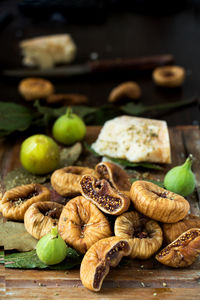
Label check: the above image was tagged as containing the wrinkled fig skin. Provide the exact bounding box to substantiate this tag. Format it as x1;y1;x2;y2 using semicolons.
162;214;200;244
0;184;50;221
95;162;131;192
80;175;130;215
108;81;141;103
130;181;190;223
80;236;131;292
156;228;200;268
58;196;112;254
24;201;63;239
51;166;99;197
114;211;163;259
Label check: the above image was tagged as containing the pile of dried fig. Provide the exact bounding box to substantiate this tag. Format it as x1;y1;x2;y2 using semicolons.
0;161;199;293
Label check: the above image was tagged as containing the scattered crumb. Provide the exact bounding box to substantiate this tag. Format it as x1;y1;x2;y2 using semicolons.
38;282;46;287
90;52;99;60
141;282;145;287
163;282;167;287
153;293;157;296
140;265;144;269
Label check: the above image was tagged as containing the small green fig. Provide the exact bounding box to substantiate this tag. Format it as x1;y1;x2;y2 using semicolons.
52;107;86;145
164;154;196;197
36;226;67;265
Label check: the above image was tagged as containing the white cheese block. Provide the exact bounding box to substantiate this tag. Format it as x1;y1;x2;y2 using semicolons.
20;34;77;69
92;116;171;164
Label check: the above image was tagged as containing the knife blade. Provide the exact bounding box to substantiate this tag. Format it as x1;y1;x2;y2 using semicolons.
2;54;175;78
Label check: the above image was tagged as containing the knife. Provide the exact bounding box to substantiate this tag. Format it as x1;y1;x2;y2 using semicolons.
2;54;175;78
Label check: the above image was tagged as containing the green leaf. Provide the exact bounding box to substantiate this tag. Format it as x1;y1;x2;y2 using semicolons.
0;250;4;264
0;102;34;135
130;178;164;187
4;248;82;269
120;98;197;116
105;156;163;170
71;105;98;119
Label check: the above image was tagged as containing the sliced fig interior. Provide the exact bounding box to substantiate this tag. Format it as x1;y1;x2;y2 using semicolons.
80;176;122;212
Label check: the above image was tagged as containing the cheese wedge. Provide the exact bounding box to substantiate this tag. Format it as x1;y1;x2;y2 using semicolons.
92;116;171;164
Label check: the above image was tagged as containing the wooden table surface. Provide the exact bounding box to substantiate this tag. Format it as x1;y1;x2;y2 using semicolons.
0;125;200;299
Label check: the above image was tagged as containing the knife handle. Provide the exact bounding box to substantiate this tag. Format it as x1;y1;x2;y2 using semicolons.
89;54;175;73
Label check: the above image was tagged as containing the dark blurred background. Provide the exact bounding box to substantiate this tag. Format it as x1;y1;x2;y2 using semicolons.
0;0;200;126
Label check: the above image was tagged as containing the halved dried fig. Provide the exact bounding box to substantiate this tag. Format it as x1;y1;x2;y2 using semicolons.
162;214;200;244
24;201;63;239
80;175;130;215
80;236;131;292
95;162;131;192
156;228;200;268
114;211;163;259
58;196;112;254
130;181;190;223
0;184;50;221
51;166;99;197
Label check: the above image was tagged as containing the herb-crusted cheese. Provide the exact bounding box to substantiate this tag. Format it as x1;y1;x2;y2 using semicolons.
92;116;171;164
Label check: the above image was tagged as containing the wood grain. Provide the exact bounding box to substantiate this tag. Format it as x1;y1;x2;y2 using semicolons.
0;126;200;299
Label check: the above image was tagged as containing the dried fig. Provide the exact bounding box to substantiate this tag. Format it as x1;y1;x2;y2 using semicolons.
51;166;99;197
95;162;131;192
58;196;112;254
152;65;185;88
0;184;50;221
114;211;163;259
156;228;200;268
18;78;54;101
80;236;131;292
108;81;141;103
162;214;200;244
46;93;88;105
130;181;190;223
80;175;130;215
24;201;63;239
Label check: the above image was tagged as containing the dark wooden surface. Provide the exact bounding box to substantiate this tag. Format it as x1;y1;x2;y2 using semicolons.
0;0;200;126
0;125;200;299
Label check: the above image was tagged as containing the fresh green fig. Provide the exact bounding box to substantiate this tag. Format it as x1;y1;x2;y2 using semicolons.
52;107;86;145
36;226;67;265
164;154;196;197
20;134;60;175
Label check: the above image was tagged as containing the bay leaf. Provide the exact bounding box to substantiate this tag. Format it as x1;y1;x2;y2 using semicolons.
3;167;50;191
4;248;82;270
59;142;82;167
0;221;37;251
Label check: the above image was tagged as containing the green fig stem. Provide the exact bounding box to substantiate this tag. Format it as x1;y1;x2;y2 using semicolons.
51;226;58;239
183;154;193;169
66;107;72;118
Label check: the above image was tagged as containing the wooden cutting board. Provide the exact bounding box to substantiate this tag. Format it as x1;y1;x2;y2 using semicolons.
0;126;200;299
